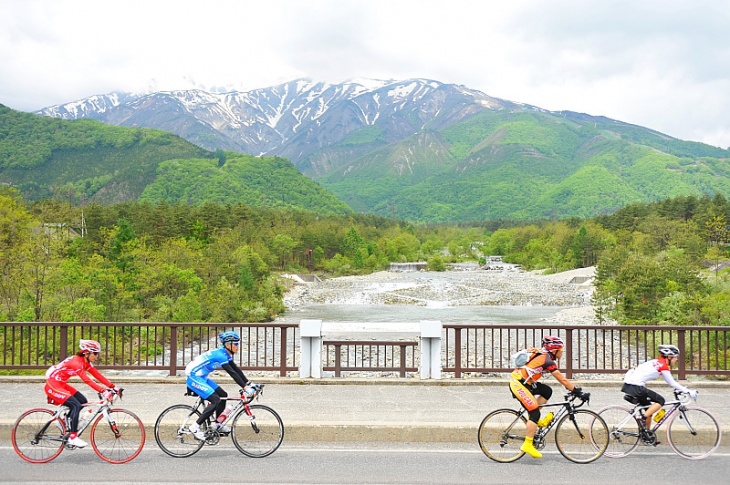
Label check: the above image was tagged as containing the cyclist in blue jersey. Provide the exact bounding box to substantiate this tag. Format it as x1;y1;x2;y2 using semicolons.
185;331;259;440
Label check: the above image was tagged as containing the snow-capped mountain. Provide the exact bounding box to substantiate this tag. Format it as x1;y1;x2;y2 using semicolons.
36;78;520;175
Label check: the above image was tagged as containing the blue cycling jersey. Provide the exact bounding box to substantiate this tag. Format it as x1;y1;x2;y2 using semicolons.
185;347;232;377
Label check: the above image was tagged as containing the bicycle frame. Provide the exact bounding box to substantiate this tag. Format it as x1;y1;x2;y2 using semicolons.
616;392;690;437
506;394;587;444
43;393;119;445
188;395;257;430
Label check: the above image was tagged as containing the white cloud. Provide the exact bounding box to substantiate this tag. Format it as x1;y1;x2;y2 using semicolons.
0;0;728;148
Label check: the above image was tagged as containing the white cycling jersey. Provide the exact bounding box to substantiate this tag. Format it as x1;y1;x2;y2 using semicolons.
624;358;689;393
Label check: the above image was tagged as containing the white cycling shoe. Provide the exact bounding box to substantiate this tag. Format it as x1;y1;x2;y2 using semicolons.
67;436;88;448
188;422;206;440
213;423;231;433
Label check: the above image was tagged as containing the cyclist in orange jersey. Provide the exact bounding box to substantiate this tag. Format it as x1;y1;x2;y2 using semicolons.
509;335;588;459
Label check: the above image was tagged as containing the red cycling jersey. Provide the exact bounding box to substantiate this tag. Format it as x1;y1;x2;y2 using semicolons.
44;355;114;404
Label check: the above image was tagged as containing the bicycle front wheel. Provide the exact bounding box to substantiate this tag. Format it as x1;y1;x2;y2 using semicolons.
231;405;284;458
90;408;145;464
11;409;65;464
477;409;527;463
554;410;608;464
596;405;640;458
154;405;205;458
667;406;721;460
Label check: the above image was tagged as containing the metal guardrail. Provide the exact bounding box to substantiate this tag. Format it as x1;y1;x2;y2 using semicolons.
444;324;730;379
2;322;729;378
323;340;418;377
0;322;299;377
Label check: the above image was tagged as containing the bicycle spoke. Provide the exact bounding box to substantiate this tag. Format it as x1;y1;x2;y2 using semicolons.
555;410;608;464
231;405;284;458
477;409;526;463
90;409;145;463
11;409;65;464
154;404;205;458
667;407;721;460
596;405;640;458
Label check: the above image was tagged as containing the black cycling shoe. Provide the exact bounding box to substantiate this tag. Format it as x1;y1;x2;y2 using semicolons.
640;430;660;446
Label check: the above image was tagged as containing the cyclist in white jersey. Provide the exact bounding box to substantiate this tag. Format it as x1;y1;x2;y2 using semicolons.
622;344;698;430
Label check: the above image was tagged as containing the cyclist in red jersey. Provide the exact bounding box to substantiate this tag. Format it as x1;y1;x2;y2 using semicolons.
44;340;119;448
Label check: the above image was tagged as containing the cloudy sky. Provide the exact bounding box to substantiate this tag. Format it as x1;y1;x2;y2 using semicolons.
1;0;729;148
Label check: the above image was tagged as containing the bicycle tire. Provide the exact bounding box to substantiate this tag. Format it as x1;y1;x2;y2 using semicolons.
90;408;145;464
596;405;640;458
154;404;205;458
667;406;721;460
231;404;284;458
11;408;65;464
477;409;527;463
554;409;608;464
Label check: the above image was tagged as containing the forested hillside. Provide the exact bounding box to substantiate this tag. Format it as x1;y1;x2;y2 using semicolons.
4;184;730;329
0;105;351;215
319;109;730;221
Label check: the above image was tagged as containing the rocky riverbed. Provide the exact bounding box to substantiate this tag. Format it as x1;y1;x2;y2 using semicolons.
283;265;602;326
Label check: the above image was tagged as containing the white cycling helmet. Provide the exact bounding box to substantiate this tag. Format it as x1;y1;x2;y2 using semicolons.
658;344;680;358
79;339;101;354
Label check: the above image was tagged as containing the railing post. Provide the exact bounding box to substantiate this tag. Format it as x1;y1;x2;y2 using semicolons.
419;320;442;379
564;329;573;379
677;329;686;380
399;344;407;378
169;325;178;377
334;344;342;377
279;326;288;377
59;324;69;361
454;327;462;378
299;319;322;378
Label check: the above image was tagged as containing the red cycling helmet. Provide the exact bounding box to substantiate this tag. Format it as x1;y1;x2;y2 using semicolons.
542;335;565;352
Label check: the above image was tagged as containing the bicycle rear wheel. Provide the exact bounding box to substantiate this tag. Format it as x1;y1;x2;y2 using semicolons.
90;408;145;463
154;404;205;458
477;409;527;463
11;409;65;464
554;410;608;464
231;405;284;457
596;405;640;458
667;406;721;460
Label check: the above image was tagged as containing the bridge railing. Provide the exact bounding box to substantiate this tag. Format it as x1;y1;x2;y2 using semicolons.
2;321;729;379
0;322;299;377
444;324;730;379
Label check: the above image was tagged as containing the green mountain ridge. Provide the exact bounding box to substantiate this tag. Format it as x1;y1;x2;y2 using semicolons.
4;100;730;223
315;109;730;222
0;105;351;215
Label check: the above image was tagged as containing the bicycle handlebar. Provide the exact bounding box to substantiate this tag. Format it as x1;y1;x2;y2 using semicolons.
564;392;590;408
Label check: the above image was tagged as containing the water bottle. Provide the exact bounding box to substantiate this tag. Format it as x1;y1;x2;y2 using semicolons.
57;405;69;419
538;412;554;428
217;405;233;424
79;407;94;428
653;409;666;423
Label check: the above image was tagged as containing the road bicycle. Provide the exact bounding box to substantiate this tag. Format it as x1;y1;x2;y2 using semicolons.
154;383;284;458
478;392;609;464
596;389;721;460
11;388;145;464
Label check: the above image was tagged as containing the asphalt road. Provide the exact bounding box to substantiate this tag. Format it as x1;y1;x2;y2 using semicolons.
2;442;729;484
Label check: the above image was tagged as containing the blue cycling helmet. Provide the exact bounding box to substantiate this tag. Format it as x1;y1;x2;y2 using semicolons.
219;331;241;345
